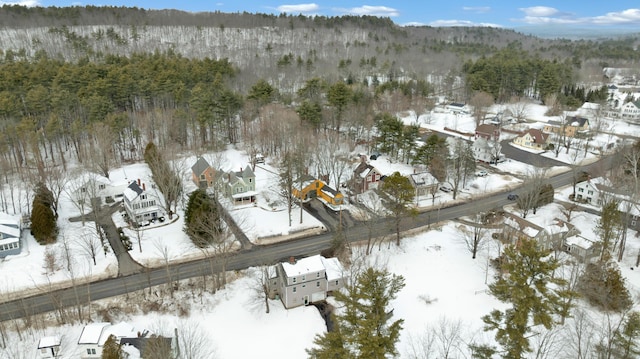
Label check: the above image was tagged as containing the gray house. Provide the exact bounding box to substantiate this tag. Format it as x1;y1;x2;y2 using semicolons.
0;212;21;258
218;165;257;205
271;255;346;309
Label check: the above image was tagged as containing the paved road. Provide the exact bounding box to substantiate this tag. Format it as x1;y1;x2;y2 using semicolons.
0;154;618;322
500;139;567;168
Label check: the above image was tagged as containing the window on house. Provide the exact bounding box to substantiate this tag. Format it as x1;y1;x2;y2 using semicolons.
99;184;105;190
87;348;96;354
316;281;320;287
292;277;296;283
578;188;584;192
200;174;205;180
632;220;637;226
335;280;339;286
316;272;320;278
302;284;306;288
141;194;146;200
293;287;296;293
587;190;593;195
302;275;305;281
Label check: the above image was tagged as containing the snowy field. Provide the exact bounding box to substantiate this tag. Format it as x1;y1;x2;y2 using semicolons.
5;211;640;358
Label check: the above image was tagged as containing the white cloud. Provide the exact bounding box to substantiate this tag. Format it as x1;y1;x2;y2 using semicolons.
515;7;640;26
591;8;640;25
429;19;502;28
462;6;490;14
0;0;40;6
335;5;400;17
519;6;559;17
276;3;319;14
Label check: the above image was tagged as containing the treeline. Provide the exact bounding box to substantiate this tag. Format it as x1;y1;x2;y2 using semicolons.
463;48;575;103
0;51;237;177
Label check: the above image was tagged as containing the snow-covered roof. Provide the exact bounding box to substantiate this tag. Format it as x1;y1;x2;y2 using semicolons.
123;181;143;202
320;256;345;281
410;172;437;186
281;255;325;277
38;336;61;349
0;224;20;238
78;322;110;344
100;322;138;345
0;212;19;227
231;190;258;199
565;235;595;250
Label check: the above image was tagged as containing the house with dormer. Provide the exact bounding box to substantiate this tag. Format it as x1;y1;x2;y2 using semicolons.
543;116;590;138
71;173;129;207
353;160;383;194
270;255;346;309
123;179;163;226
191;157;216;189
621;100;640;122
292;175;344;207
218;165;256;205
513;128;550;150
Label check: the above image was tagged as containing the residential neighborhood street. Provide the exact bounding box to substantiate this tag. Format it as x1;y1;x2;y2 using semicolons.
0;152;617;322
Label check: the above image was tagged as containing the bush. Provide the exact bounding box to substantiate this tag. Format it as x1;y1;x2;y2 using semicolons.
578;260;632;312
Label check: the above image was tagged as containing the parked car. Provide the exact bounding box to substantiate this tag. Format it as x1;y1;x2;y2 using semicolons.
507;194;518;201
439;185;453;193
476;170;488;177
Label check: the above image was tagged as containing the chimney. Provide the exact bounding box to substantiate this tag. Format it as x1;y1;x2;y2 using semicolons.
289;256;296;265
142;183;146;191
137;178;141;186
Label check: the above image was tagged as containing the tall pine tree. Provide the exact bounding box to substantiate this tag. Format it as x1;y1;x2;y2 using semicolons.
307;267;405;359
482;237;574;359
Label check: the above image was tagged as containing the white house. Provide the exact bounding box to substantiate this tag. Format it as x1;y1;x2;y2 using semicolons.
270;255;346;309
620;101;640;123
472;137;503;163
70;173;129;207
78;322;138;359
37;336;61;358
0;212;21;258
123;179;163;226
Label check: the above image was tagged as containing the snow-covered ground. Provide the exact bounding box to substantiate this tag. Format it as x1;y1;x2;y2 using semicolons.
5;205;640;358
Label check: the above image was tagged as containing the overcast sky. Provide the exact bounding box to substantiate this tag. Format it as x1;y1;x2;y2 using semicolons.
3;0;640;30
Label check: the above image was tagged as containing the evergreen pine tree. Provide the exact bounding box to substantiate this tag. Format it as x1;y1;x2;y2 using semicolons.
596;199;621;261
482;237;574;359
307;267;405;359
30;182;58;244
611;311;640;358
184;189;221;247
101;335;124;359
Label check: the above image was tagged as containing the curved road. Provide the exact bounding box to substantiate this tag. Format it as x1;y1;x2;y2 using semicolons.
0;154;616;322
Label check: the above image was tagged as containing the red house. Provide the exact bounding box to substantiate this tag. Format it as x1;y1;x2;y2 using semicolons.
353;161;383;194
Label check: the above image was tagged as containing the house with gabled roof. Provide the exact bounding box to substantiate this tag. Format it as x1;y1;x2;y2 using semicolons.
513;128;550;150
473;137;503;163
218;165;256;205
501;213;579;252
475;124;500;141
270;255;346;309
409;171;438;198
620;100;640;122
37;336;61;358
292;175;344;207
543;116;590;138
70;173;129;207
123;179;163;226
352;160;383;194
575;177;640;231
191;157;216;189
0;212;21;258
78;322;165;359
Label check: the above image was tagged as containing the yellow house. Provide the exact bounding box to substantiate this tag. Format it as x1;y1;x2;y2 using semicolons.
513;128;550;150
542;116;589;138
292;176;344;206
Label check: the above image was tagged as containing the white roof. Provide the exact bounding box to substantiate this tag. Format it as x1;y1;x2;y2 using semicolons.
231;190;258;199
38;336;61;348
123;187;140;202
565;235;595;250
0;224;19;238
0;212;19;227
78;322;110;344
523;227;539;238
320;257;345;281
100;322;137;345
281;255;325;277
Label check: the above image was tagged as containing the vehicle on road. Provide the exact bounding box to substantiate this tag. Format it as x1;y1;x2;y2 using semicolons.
507;194;518;201
476;170;488;177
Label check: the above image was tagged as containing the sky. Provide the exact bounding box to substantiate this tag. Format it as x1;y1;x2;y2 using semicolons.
3;0;640;31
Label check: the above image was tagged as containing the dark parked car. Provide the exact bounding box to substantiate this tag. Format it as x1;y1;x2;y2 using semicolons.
507;194;518;201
